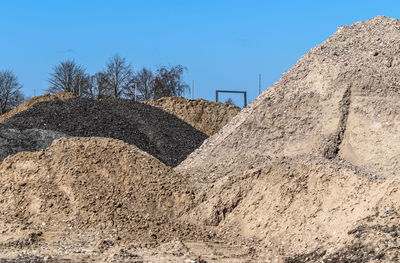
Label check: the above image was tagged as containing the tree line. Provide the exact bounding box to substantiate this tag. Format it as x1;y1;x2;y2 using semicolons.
47;54;189;101
0;54;189;114
0;70;25;114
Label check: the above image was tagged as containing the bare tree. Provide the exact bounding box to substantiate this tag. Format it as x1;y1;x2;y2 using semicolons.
126;67;154;101
8;90;25;109
152;65;189;99
103;54;134;98
82;72;111;100
0;70;24;114
47;60;89;96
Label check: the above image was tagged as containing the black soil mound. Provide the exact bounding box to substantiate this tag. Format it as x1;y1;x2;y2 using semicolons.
2;98;208;167
0;125;67;162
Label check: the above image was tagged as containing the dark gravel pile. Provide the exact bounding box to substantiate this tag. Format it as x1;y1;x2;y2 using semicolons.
2;97;208;167
0;125;67;162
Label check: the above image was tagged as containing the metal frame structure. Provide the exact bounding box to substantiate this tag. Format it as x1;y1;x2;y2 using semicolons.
216;90;247;107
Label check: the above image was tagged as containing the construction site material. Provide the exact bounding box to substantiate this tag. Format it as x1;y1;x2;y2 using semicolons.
0;137;217;262
3;98;208;167
1;16;400;262
177;16;400;261
144;96;240;136
0;92;75;123
0;126;67;162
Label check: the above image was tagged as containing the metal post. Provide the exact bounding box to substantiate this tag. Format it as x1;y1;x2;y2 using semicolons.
216;90;219;102
244;92;247;107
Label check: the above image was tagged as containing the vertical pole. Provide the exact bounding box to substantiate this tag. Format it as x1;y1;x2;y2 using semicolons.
259;74;261;95
244;92;247;107
216;90;218;102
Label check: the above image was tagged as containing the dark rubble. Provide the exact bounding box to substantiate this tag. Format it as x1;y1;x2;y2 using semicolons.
0;126;67;163
2;97;208;167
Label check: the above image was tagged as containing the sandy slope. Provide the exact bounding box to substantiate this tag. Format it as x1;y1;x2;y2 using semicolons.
176;16;400;261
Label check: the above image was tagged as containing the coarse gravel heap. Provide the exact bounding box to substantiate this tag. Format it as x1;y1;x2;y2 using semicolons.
0;92;75;123
3;97;208;167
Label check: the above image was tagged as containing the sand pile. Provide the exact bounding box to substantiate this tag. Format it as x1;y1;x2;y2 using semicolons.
3;98;207;167
176;16;400;261
179;16;400;182
145;97;240;136
0;137;209;256
0;92;75;123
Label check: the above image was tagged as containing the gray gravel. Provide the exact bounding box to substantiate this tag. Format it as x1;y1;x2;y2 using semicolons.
0;126;67;162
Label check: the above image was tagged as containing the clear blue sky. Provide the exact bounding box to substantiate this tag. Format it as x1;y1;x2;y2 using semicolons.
1;0;399;106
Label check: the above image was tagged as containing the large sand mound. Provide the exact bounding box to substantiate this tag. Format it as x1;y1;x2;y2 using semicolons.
0;137;208;254
0;92;75;123
3;98;207;167
176;16;400;261
145;97;240;136
178;16;400;182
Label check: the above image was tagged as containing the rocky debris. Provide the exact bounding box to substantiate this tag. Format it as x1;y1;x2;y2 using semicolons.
3;97;208;167
0;125;67;163
175;16;400;261
286;211;400;262
144;97;240;136
0;137;212;252
0;92;75;123
178;157;387;260
0;255;51;263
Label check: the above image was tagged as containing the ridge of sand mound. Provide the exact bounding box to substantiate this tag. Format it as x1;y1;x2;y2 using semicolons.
178;15;400;182
0;92;75;123
175;16;400;261
3;97;207;167
144;97;240;136
0;137;207;252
